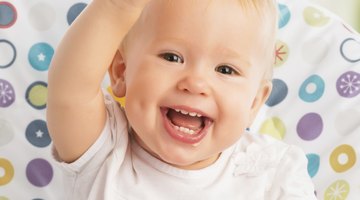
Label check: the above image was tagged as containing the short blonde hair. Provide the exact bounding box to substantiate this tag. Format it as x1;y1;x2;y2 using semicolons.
238;0;278;80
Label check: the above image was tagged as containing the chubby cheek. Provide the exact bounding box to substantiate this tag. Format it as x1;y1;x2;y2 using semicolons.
123;63;171;145
214;90;255;140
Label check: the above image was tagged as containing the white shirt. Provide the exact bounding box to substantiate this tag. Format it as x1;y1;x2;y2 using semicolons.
53;93;317;200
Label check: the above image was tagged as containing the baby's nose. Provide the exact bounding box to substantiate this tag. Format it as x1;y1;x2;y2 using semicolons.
176;72;211;96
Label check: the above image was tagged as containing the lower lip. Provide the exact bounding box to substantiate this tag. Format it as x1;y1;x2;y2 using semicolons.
160;108;209;145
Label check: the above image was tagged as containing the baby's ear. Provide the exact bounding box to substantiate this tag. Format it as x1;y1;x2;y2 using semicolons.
109;50;126;98
249;80;273;125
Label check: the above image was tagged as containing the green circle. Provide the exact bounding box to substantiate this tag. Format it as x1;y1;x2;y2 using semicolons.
259;117;286;140
275;40;289;67
324;180;350;200
26;82;48;109
303;7;330;27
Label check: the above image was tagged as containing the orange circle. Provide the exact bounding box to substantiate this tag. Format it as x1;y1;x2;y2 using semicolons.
329;144;356;173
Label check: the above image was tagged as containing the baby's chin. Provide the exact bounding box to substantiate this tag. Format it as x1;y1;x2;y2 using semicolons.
157;150;221;170
132;129;221;170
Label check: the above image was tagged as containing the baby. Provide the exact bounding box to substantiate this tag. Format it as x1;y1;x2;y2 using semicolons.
47;0;317;199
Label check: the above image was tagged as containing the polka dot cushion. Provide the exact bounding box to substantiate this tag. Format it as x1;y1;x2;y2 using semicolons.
252;0;360;199
0;1;88;199
0;0;359;199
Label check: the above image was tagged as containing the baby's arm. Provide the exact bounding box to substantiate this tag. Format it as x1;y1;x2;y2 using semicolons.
47;0;149;163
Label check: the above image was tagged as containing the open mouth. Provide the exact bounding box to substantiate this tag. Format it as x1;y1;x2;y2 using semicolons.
161;107;213;144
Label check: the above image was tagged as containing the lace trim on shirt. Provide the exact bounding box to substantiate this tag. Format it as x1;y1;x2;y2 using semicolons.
232;142;278;177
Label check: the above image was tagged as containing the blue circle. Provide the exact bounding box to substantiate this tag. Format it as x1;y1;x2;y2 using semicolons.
266;79;288;107
306;154;320;178
28;43;54;71
0;2;17;28
278;4;291;29
25;120;51;148
0;39;16;68
67;3;87;25
299;75;325;102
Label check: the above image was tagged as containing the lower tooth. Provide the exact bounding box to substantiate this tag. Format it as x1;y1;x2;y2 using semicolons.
176;126;195;134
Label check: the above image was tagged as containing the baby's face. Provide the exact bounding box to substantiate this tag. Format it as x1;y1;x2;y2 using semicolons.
118;0;272;169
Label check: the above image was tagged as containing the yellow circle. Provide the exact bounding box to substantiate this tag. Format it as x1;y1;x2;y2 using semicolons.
324;180;350;200
0;158;14;186
330;144;356;173
107;86;126;106
274;40;289;67
0;196;9;200
28;84;48;107
259;117;286;140
303;7;330;27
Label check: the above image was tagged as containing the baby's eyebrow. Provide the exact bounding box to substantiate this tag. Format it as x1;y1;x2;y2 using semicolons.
215;47;251;67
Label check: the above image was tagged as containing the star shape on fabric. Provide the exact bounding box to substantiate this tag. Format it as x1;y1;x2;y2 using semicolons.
37;53;46;62
35;130;44;138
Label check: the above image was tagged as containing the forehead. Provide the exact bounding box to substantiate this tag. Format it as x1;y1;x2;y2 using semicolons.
138;0;268;54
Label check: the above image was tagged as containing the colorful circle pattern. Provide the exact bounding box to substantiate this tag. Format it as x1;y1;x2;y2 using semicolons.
299;75;325;103
266;79;288;107
259;117;286;140
297;112;323;141
274;40;289;67
0;39;16;68
26;120;51;148
0;2;17;28
25;81;48;109
336;71;360;98
259;5;359;198
306;154;320;178
0;158;14;186
329;144;356;173
28;43;54;71
324;180;350;200
0;79;15;107
303;6;330;27
26;158;53;187
67;3;87;25
278;4;291;29
340;38;360;63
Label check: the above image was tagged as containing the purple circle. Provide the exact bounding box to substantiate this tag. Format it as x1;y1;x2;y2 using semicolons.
0;79;15;107
297;113;323;141
26;158;53;187
336;71;360;98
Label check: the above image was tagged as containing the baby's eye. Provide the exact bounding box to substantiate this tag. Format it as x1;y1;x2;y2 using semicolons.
215;65;239;75
159;53;184;63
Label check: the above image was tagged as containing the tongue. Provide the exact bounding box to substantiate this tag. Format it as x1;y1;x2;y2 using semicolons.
167;109;203;130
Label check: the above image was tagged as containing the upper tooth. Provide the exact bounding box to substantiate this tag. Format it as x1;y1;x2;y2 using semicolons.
174;109;202;118
189;112;197;117
180;110;189;115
